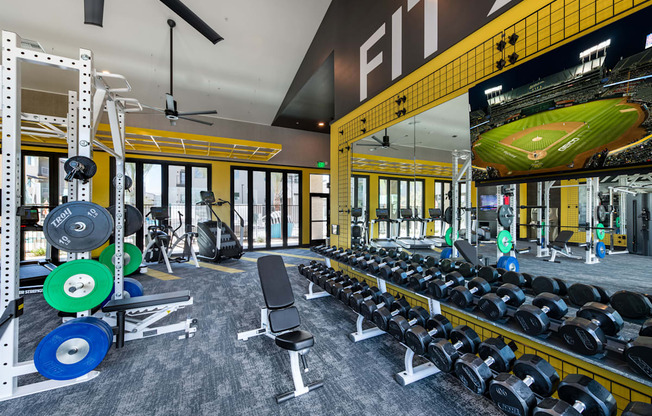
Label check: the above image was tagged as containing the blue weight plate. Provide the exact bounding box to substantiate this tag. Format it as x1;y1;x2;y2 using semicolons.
440;248;452;259
101;277;145;308
35;318;110;380
502;256;519;272
596;241;606;259
62;317;113;349
496;256;506;269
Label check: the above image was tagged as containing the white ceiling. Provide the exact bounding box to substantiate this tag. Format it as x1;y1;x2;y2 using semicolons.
0;0;331;125
354;93;471;160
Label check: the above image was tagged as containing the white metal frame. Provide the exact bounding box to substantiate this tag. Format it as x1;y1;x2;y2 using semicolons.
451;150;473;258
304;282;330;300
394;347;440;386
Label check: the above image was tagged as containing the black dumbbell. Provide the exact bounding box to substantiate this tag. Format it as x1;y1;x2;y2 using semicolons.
359;251;395;270
387;306;430;342
378;260;408;280
428;325;480;373
297;261;319;276
429;272;465;299
398;251;423;264
533;374;616;416
501;271;534;289
392;263;424;285
331;278;362;300
567;283;610;307
345;250;374;265
558;302;624;355
330;248;349;259
458;262;478;278
609;290;652;319
349;286;382;312
641;318;652;337
624;336;652;380
449;277;492;309
478;283;526;321
321;273;346;292
359;292;395;321
315;269;340;286
515;293;568;336
405;314;452;356
409;267;443;292
439;258;464;273
340;281;370;303
319;246;338;256
422;255;439;268
372;297;412;331
623;401;652;416
477;266;506;284
489;354;560;416
531;276;568;297
366;256;398;274
454;337;516;395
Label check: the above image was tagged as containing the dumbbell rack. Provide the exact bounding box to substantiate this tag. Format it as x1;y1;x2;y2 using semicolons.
314;250;652;413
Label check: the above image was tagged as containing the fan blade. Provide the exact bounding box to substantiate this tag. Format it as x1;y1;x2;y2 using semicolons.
165;94;175;111
370;135;384;145
160;0;224;44
141;104;165;113
178;116;214;126
177;110;218;116
356;144;382;147
84;0;104;27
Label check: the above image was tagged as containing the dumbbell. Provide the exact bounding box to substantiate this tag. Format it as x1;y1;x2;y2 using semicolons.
409;267;443;292
501;271;534;289
641;318;652;337
558;302;624;355
458;262;478;278
449;277;492;309
609;290;652;319
345;250;374;265
428;325;480;373
331;278;363;300
297;261;319;276
623;402;652;416
429;272;465;299
339;281;370;304
378;260;408;280
624;335;652;380
358;251;392;269
359;292;395;320
333;248;353;260
454;337;517;395
531;276;568;297
515;293;568;336
319;246;338;256
439;258;464;273
398;251;423;264
489;354;560;416
365;256;398;274
478;283;526;321
387;306;430;342
477;265;506;284
567;283;610;307
372;297;412;331
315;269;340;285
533;374;616;416
422;255;439;268
404;314;452;356
328;247;347;259
319;272;345;290
392;263;425;285
349;286;382;313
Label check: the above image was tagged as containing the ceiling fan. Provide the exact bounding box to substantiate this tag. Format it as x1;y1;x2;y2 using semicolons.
356;128;397;151
144;19;219;126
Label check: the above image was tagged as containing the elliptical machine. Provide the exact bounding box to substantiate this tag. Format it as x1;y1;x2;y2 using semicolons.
143;207;200;273
196;191;244;262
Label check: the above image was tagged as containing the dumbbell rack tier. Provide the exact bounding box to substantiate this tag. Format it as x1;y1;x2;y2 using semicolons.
317;253;652;413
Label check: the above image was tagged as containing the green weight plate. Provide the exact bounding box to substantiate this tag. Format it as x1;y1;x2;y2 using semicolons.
99;243;143;276
541;221;545;237
497;230;513;254
615;216;621;228
43;260;113;313
43;201;114;253
595;223;605;240
445;227;459;246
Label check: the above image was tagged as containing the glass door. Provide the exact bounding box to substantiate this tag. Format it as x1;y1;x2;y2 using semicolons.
309;174;330;245
233;169;249;250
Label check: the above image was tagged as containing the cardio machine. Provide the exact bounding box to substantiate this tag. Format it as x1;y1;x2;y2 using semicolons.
395;208;433;249
19;206;57;293
144;207;200;273
196;191;244;262
351;207;367;248
369;208;400;249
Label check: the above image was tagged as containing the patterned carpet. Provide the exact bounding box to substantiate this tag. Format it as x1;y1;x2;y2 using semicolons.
2;248;505;416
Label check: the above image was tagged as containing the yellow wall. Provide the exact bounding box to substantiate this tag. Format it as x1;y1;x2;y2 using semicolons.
22;145;329;254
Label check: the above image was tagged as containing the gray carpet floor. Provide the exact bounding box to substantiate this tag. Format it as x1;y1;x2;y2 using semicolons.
1;248;507;416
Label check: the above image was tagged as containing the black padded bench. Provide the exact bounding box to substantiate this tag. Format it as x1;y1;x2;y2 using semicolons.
547;230;582;262
250;255;323;402
104;290;192;348
454;239;486;266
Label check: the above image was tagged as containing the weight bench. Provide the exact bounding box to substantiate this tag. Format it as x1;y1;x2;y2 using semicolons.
238;255;323;403
454;239;487;266
103;290;196;348
547;230;583;262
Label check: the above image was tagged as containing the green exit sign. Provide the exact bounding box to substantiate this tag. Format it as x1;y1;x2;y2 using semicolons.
317;161;326;168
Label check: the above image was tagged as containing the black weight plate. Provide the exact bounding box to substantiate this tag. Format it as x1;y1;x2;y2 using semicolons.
113;175;133;191
567;283;600;307
107;205;144;237
63;156;97;181
444;207;453;224
596;204;608;223
44;202;114;253
610;291;652;319
594;286;610;304
497;205;514;228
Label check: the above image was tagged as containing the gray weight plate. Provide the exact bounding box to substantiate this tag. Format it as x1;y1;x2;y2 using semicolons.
497;205;514;228
44;202;114;253
107;204;143;236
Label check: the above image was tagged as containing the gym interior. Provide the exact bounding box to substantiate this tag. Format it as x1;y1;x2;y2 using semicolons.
1;1;652;415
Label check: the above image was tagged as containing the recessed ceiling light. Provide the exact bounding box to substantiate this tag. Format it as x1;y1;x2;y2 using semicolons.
318;122;325;127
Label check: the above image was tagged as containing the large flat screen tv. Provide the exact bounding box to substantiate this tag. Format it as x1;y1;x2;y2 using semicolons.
479;194;498;211
469;8;652;184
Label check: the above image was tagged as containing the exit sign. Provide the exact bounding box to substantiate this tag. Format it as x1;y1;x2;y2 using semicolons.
317;161;326;168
